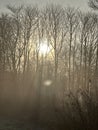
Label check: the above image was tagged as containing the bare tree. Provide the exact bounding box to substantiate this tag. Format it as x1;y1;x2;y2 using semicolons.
88;0;98;10
0;14;13;71
42;5;66;84
64;8;79;90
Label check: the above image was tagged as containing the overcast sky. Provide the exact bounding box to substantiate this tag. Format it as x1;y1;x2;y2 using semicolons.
0;0;91;12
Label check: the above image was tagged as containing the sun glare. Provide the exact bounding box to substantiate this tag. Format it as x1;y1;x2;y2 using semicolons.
39;40;50;55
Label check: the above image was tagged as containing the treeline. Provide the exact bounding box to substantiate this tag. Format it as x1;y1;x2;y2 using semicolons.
0;3;98;130
0;5;98;92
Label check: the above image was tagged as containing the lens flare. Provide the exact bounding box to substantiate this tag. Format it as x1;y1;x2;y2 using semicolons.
43;80;52;86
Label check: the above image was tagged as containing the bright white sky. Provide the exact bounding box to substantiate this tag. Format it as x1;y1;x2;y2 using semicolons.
0;0;91;13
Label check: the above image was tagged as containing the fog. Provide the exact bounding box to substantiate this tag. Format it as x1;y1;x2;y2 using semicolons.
0;1;98;129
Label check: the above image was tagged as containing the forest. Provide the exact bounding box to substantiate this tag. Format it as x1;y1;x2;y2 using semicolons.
0;0;98;130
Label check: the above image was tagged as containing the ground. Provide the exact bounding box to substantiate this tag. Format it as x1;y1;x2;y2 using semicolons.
0;118;45;130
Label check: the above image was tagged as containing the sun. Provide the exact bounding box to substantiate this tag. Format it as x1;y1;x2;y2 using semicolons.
39;40;50;55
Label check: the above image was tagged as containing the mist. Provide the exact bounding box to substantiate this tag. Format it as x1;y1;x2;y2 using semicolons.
0;1;98;129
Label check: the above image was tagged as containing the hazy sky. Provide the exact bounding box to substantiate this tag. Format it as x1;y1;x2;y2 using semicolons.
0;0;90;12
